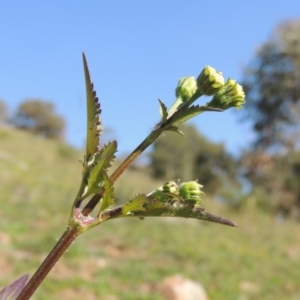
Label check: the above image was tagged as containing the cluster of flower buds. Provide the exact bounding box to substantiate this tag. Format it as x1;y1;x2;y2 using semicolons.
174;66;245;110
147;180;204;206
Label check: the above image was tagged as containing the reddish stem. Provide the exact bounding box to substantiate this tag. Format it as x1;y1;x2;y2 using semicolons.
16;225;80;300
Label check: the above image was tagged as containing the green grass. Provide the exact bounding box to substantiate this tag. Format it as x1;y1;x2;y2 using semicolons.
1;126;300;299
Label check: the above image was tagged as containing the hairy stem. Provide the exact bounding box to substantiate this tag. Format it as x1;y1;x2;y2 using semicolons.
16;225;80;300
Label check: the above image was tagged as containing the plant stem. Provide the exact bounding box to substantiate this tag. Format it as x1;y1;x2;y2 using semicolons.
110;130;161;183
81;106;222;217
81;129;162;216
16;225;80;300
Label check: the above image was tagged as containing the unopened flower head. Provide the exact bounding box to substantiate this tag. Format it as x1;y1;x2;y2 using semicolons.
196;66;225;96
175;76;197;102
147;181;179;203
207;79;245;110
162;181;179;194
179;181;204;205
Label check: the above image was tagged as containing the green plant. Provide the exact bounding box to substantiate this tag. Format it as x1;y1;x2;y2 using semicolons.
1;54;245;300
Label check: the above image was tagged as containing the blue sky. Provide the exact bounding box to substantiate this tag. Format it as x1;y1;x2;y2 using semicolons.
1;1;299;158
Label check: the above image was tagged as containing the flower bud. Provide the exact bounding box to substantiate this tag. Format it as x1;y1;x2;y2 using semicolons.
175;77;197;102
196;66;225;96
179;181;204;204
207;79;245;110
162;181;179;194
147;181;179;203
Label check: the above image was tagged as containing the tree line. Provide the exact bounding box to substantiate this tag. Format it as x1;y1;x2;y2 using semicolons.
240;19;300;219
0;99;65;140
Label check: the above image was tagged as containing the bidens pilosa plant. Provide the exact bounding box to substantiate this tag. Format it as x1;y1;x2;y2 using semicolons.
2;53;245;300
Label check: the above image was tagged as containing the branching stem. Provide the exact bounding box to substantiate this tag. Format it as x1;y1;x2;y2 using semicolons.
81;129;162;216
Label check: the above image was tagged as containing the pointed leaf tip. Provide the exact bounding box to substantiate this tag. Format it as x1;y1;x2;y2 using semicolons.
82;52;87;63
158;98;168;123
83;54;103;161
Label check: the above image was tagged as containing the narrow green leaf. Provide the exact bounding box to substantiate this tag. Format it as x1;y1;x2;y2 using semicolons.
169;105;203;126
169;105;223;127
202;106;224;112
99;170;114;212
83;53;103;161
122;194;149;215
84;141;117;197
123;201;237;227
158;98;168;123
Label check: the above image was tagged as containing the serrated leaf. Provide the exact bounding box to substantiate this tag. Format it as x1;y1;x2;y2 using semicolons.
83;53;103;161
147;189;173;203
169;105;223;127
168;105;203;127
99;170;114;212
147;189;184;203
158;98;168;123
84;141;117;197
124;201;237;227
122;194;149;215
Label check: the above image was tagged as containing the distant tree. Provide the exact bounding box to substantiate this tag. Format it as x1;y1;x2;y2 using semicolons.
241;149;300;218
0;100;8;123
12;99;65;140
240;19;300;218
149;124;239;195
242;19;300;151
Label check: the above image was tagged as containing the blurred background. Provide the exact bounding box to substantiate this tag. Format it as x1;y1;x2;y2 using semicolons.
1;1;300;299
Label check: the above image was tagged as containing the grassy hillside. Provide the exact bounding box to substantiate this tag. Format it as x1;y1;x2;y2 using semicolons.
1;126;300;299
